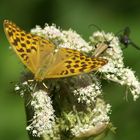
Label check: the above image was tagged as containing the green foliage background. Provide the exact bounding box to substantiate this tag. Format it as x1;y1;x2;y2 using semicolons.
0;0;140;139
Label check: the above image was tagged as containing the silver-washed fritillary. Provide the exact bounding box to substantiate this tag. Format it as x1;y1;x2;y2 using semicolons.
4;20;108;81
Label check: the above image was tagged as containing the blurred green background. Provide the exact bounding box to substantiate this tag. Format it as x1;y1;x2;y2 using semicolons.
0;0;140;140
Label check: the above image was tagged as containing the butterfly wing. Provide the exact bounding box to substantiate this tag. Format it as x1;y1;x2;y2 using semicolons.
4;20;107;80
3;20;55;74
45;48;108;78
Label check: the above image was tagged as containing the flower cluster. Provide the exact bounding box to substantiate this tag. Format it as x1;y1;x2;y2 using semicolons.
26;90;55;137
71;75;102;105
90;31;140;100
31;24;92;52
14;24;140;139
71;98;111;138
15;82;55;137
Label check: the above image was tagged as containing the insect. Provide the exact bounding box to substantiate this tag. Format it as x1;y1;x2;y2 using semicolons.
93;42;109;57
88;24;114;57
4;20;108;81
90;25;140;57
118;27;140;50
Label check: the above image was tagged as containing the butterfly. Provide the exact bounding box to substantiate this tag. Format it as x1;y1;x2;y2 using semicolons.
4;20;108;81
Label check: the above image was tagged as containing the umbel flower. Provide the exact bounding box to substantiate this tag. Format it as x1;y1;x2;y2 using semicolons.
14;24;140;140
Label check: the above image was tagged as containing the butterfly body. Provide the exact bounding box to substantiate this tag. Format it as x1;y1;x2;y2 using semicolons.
4;20;108;81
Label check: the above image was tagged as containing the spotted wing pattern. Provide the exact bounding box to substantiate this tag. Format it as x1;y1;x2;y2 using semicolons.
4;20;108;81
3;20;55;73
44;48;108;78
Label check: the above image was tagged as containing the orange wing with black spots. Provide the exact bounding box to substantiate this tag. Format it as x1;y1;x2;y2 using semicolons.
4;20;108;81
3;20;55;73
43;48;108;78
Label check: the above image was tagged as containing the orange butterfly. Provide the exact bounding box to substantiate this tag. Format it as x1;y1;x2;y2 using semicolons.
4;20;108;81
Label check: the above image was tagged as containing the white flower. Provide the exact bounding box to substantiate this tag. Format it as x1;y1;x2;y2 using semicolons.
71;98;111;137
26;90;55;137
31;24;92;52
90;31;140;101
61;29;92;52
15;24;140;139
117;68;140;100
15;85;20;91
72;78;102;105
44;23;63;39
